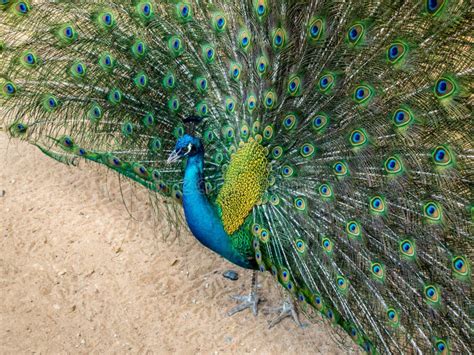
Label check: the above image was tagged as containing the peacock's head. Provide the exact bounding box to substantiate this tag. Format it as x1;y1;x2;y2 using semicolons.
167;134;203;164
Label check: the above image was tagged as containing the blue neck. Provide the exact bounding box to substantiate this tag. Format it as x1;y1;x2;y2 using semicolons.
182;152;253;269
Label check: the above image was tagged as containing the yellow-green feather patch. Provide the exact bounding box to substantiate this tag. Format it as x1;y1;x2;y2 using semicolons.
217;140;269;234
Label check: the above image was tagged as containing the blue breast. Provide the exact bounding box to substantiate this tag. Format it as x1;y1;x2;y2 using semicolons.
182;153;254;269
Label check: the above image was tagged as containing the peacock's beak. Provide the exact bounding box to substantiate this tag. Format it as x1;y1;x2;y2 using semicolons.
166;149;182;164
167;144;193;164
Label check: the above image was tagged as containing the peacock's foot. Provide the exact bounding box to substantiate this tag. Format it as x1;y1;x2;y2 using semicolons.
227;290;261;316
227;270;262;316
264;296;307;328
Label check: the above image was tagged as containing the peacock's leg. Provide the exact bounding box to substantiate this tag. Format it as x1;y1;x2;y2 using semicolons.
227;270;261;316
264;295;305;328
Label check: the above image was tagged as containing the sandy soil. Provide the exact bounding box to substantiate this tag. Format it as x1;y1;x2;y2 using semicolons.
0;135;357;354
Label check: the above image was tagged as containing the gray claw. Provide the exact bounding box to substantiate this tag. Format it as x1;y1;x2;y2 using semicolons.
264;297;307;328
227;291;261;316
227;270;261;317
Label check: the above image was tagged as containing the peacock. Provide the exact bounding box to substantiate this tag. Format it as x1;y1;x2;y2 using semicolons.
1;0;472;353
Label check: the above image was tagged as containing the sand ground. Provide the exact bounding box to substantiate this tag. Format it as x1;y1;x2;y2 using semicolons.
0;135;357;354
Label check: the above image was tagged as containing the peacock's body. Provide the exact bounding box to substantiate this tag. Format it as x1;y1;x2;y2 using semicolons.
1;0;473;353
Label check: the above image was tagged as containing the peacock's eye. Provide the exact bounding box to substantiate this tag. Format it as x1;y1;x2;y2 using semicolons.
143;4;151;15
182;6;188;16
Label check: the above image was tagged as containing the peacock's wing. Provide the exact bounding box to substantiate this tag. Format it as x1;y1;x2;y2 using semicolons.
215;139;270;235
1;0;473;353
